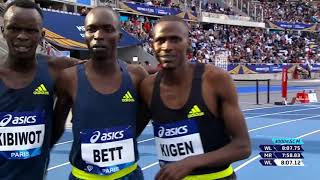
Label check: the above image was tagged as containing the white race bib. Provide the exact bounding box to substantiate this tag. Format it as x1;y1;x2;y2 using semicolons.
0;112;45;159
80;126;135;175
153;120;204;165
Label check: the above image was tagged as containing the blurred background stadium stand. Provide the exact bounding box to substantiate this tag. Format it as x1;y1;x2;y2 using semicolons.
0;0;319;79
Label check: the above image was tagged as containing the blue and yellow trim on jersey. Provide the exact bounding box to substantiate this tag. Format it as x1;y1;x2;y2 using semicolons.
71;163;137;180
183;165;234;180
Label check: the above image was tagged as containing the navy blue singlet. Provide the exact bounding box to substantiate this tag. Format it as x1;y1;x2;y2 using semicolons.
151;63;231;175
0;55;54;180
70;63;140;177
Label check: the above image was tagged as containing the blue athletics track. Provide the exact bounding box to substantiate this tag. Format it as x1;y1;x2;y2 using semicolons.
47;81;320;180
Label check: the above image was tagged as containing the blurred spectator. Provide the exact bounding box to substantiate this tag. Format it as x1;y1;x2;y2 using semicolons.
121;14;320;64
122;0;181;10
80;7;89;16
261;0;318;23
201;1;236;16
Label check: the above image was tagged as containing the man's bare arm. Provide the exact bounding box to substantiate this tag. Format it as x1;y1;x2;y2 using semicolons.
156;68;251;180
50;69;74;148
48;55;87;70
188;68;251;167
128;65;151;137
51;92;72;148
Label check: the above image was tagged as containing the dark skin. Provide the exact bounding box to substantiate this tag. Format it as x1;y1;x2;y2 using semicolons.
0;6;85;148
55;7;149;139
143;61;158;74
140;21;251;180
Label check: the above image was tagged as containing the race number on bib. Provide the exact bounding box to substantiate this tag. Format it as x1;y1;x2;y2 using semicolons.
80;126;135;175
0;112;45;159
153;119;204;165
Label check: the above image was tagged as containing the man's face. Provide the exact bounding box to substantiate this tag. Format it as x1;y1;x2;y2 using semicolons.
3;6;43;59
152;21;189;69
84;9;120;60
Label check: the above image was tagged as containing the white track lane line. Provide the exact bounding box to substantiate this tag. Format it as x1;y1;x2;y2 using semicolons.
141;114;320;171
55;106;319;147
49;105;320;171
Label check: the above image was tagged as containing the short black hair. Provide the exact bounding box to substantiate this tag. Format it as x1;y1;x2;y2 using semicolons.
157;16;189;30
86;6;121;31
3;0;43;19
157;15;190;31
152;16;189;37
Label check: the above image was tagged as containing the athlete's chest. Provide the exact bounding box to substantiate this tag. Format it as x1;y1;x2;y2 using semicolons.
159;79;219;114
86;75;122;94
159;81;191;109
1;70;36;89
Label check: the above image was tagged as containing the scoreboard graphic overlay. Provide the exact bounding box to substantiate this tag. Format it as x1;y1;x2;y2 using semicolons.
259;138;304;167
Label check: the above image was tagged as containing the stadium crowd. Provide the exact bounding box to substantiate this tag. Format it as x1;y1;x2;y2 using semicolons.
6;0;318;65
200;1;236;16
198;24;319;64
125;0;320;23
121;0;181;10
121;14;320;64
123;0;236;15
260;0;319;23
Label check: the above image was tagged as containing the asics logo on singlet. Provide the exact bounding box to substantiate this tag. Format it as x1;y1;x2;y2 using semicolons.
187;105;204;118
0;114;36;127
158;127;165;137
90;130;124;143
158;125;188;138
